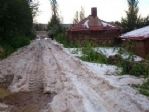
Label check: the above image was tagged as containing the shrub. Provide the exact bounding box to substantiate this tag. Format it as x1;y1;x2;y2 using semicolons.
80;42;108;63
136;79;149;96
0;35;32;59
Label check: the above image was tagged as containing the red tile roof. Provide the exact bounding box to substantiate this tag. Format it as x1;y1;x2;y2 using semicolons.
69;15;120;32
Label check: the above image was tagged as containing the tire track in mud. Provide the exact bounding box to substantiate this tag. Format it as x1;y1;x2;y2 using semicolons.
46;40;112;112
0;39;149;112
46;39;148;112
41;40;85;112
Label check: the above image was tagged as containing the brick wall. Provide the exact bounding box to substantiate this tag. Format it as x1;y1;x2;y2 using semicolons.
67;30;120;46
122;38;149;58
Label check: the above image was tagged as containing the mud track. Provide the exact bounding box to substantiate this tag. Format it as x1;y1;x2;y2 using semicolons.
0;39;149;112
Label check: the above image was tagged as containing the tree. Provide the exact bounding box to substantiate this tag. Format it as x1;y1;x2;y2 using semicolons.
29;0;39;20
73;11;79;24
73;7;85;24
121;0;139;32
80;7;85;21
48;0;62;35
0;0;34;58
137;15;149;27
0;0;33;39
144;15;149;25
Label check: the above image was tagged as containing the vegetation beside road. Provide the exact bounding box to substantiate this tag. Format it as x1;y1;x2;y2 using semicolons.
0;0;36;59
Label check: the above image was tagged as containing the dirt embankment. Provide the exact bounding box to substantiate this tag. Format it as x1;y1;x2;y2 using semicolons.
0;38;149;112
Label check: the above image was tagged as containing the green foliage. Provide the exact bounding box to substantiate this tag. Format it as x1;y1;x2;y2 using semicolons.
0;44;15;59
115;47;149;77
80;42;108;64
136;80;149;96
119;61;149;77
54;33;68;46
121;0;149;32
0;0;33;38
137;15;149;28
0;35;32;59
0;0;34;59
54;33;79;48
48;0;63;35
48;15;62;35
121;0;139;32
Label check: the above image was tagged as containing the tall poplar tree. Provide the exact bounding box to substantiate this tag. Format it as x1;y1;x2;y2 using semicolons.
121;0;139;32
73;7;85;24
48;0;62;34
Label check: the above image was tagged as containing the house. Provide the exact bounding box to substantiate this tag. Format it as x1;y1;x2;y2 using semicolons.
120;26;149;58
67;7;121;45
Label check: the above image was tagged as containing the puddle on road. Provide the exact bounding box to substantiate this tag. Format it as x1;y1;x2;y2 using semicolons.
0;86;10;99
0;87;56;112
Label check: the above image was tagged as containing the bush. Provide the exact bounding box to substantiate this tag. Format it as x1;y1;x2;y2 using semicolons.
80;42;108;63
116;59;149;77
136;79;149;96
0;35;33;59
54;32;79;48
0;44;14;59
9;35;30;49
0;0;34;59
0;0;33;38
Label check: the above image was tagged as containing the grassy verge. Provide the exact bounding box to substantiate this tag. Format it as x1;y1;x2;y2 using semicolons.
135;80;149;97
0;35;34;59
80;42;108;64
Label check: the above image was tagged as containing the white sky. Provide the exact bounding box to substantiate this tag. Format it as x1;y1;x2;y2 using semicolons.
34;0;149;24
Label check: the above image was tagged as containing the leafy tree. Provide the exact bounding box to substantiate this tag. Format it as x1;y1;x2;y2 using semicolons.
121;0;139;32
0;0;33;40
0;0;34;58
48;0;62;35
137;15;149;28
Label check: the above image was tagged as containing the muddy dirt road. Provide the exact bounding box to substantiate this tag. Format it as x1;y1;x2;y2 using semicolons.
0;38;149;112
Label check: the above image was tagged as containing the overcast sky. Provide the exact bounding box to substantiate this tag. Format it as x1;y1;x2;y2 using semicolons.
34;0;149;24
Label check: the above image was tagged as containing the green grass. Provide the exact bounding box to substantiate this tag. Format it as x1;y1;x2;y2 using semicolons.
0;35;33;59
136;80;149;97
80;49;108;64
79;41;108;64
54;33;79;48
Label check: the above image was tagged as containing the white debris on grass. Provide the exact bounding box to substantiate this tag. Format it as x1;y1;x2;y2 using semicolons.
121;25;149;38
64;47;143;62
83;61;120;75
83;61;144;87
94;47;143;62
94;47;119;57
64;48;83;57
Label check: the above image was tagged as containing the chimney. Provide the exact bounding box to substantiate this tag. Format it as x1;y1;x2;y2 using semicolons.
91;7;97;17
